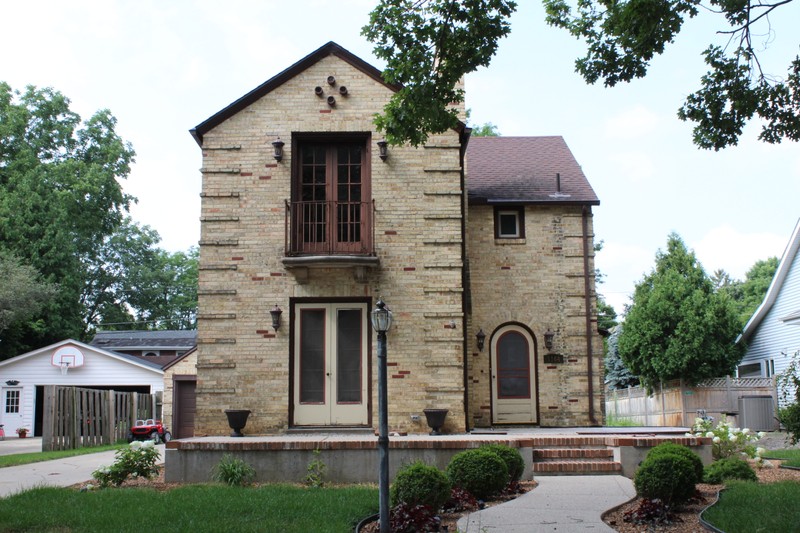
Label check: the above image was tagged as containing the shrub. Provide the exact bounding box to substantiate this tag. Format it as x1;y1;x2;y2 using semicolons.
303;448;327;487
211;453;256;486
690;416;765;460
389;503;439;533
481;444;525;482
446;448;508;500
777;402;800;446
646;442;704;484
442;486;478;513
634;454;697;505
390;461;451;511
92;440;160;488
703;457;758;484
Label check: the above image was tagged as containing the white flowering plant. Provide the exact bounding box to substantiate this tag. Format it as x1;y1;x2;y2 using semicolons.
92;440;160;488
688;416;765;462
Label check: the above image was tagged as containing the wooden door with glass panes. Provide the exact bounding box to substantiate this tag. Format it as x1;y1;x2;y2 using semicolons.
491;326;538;424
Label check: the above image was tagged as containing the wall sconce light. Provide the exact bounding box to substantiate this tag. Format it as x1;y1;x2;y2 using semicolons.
476;328;486;352
271;137;284;162
270;304;283;331
5;380;19;386
544;329;555;351
377;139;388;162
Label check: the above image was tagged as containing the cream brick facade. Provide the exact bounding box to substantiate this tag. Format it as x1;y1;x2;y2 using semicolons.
190;42;603;436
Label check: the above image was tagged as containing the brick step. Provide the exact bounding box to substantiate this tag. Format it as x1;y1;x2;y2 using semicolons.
532;444;621;475
532;460;622;475
533;448;614;460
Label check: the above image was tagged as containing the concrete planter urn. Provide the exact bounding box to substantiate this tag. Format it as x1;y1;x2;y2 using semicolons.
224;409;251;437
423;409;448;435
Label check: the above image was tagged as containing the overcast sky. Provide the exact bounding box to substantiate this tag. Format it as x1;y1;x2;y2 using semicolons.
3;0;799;315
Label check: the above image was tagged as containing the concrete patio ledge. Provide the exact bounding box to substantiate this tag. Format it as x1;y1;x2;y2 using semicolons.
164;432;711;483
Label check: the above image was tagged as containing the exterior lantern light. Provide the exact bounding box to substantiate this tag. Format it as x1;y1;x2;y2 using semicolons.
377;139;388;162
371;297;392;533
544;328;555;351
476;328;486;352
270;304;283;331
271;137;285;162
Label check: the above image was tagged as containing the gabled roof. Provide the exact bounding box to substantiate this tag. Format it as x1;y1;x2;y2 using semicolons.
0;339;164;374
162;346;197;372
90;330;197;350
466;136;600;206
739;218;800;343
190;41;400;146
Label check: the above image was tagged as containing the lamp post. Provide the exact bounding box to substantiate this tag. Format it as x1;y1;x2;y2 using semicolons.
370;297;393;533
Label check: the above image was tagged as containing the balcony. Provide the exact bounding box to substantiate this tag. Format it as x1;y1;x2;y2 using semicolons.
283;199;378;282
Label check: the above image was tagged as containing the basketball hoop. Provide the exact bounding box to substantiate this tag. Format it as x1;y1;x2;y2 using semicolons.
60;362;70;376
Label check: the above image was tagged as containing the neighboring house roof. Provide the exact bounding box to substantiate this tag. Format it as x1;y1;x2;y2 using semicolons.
0;339;165;374
466;136;600;206
191;41;401;146
739;218;800;344
90;330;197;351
161;346;197;372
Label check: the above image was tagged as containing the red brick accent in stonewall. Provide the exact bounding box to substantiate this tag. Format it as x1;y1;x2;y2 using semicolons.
265;164;277;168
392;374;405;379
384;230;397;235
231;257;244;261
403;267;416;271
320;109;332;114
270;272;283;276
259;175;271;180
546;366;557;370
399;370;411;375
501;266;511;270
252;277;265;281
241;172;253;176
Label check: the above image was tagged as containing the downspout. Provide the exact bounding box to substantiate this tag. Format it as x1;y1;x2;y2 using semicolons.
460;127;472;432
582;205;598;425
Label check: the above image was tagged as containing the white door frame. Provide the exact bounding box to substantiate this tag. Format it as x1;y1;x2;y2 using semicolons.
491;325;538;424
293;302;369;426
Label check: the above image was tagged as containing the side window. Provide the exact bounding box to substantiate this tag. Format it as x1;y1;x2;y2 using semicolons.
494;207;524;239
737;362;761;378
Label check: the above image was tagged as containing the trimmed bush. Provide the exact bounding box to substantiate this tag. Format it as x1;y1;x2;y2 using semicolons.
634;454;697;505
446;448;508;500
646;442;704;484
390;461;451;511
703;457;757;484
481;444;525;482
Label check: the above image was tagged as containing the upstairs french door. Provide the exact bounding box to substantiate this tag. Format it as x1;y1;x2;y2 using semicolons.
293;142;370;254
293;303;369;426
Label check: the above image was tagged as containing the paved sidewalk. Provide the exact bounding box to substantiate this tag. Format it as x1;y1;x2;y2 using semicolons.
457;475;635;532
0;440;165;498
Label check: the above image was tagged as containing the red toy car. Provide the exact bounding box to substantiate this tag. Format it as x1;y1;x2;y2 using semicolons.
128;419;172;443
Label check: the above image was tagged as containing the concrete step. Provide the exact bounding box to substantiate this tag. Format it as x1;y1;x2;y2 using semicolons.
532;459;622;475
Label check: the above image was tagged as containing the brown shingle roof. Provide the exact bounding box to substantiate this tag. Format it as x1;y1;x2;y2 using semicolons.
466;136;599;205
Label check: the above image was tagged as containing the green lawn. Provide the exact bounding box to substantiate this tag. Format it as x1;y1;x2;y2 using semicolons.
702;480;800;533
0;484;378;533
761;448;800;467
0;443;125;468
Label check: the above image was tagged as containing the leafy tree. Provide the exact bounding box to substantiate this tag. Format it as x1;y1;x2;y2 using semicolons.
364;0;799;149
605;325;639;389
716;257;779;326
0;82;135;357
0;252;58;337
81;218;198;335
362;0;517;146
618;233;744;390
465;108;501;137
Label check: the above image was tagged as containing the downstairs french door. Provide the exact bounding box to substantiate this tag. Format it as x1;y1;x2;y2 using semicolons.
293;302;369;426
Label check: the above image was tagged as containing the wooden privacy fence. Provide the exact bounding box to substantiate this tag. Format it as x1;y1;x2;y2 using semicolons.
42;386;162;451
605;377;779;430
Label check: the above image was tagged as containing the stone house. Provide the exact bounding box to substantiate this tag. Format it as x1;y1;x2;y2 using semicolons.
189;41;603;436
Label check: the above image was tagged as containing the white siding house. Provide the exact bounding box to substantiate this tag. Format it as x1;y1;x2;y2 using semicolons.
738;218;800;404
0;339;164;437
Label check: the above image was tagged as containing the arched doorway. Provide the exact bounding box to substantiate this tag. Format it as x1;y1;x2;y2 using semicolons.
491;325;538;424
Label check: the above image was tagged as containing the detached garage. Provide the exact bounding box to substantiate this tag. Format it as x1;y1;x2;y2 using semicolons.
0;339;164;437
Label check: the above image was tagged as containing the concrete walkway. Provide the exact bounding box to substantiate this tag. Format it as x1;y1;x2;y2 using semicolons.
457;475;635;532
0;437;165;498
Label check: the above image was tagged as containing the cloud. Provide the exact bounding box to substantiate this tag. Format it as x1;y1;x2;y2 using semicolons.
605;151;655;182
691;225;787;280
595;241;655;314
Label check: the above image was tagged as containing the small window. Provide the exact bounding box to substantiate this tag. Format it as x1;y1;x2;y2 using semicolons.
143;351;160;357
5;390;20;414
766;359;776;377
494;207;524;239
737;362;762;378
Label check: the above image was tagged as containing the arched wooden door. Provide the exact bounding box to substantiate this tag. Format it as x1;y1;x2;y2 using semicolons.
491;325;538;424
